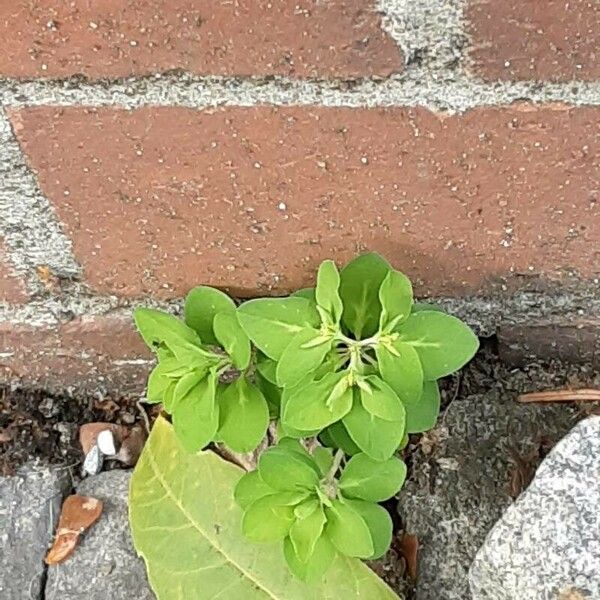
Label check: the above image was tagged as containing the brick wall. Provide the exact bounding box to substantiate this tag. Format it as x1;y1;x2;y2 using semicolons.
0;0;598;393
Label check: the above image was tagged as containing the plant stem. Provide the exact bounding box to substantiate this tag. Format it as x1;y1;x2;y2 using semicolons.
326;448;345;482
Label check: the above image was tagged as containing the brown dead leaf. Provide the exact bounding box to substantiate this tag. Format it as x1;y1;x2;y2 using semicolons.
36;265;60;289
45;495;103;565
114;425;146;467
518;388;600;403
79;422;129;455
399;533;419;582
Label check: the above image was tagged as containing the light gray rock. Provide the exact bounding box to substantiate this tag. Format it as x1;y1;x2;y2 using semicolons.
397;390;581;600
469;416;600;600
46;470;154;600
0;463;71;599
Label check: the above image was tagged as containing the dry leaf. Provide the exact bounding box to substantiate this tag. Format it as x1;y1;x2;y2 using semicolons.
114;425;146;467
399;533;419;582
518;389;600;403
79;422;129;455
45;495;103;565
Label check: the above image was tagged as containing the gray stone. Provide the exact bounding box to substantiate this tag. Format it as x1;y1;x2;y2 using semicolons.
46;470;154;600
397;390;582;600
469;416;600;600
0;463;71;599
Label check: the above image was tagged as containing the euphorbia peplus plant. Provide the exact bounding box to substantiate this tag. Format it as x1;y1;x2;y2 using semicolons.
130;253;479;591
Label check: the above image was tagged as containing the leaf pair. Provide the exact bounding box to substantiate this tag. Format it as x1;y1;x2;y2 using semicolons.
235;441;406;581
185;286;251;369
134;287;265;454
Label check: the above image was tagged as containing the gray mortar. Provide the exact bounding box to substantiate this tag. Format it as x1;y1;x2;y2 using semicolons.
2;74;600;113
1;284;598;336
0;109;80;291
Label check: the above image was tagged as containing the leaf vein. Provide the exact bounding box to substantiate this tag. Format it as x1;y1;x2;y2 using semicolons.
145;447;280;600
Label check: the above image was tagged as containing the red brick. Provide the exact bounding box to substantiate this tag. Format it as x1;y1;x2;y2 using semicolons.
0;316;152;393
467;0;600;81
0;240;27;304
0;0;401;80
10;104;600;299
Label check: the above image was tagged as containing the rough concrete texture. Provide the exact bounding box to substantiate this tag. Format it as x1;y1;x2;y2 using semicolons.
0;463;71;600
469;416;600;600
397;390;583;600
0;238;28;304
46;470;155;600
0;109;79;290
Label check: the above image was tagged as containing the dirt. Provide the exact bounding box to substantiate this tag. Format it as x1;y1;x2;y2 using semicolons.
1;337;599;596
0;387;157;476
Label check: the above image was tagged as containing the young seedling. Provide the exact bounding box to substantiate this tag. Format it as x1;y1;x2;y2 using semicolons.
235;439;406;581
131;253;479;586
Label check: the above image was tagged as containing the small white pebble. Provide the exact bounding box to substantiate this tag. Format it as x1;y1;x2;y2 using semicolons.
278;202;287;211
97;430;117;456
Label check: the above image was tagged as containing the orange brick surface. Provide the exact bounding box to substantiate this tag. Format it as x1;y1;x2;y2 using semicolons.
10;104;600;299
0;0;402;79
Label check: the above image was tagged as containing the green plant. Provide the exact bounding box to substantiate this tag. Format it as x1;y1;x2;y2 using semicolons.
131;253;479;594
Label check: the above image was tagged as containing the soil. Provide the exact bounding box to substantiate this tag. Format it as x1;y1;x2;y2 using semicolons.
1;337;598;595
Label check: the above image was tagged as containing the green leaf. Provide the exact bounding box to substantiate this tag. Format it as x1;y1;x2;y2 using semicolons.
237;297;320;360
376;339;424;404
184;286;236;345
258;447;320;492
283;372;352;432
339;454;407;502
256;354;279;384
312;447;334;476
276;438;311;458
171;373;218;453
412;302;444;313
294;498;320;520
315;260;343;324
217;378;269;453
378;270;413;330
172;370;207;409
325;499;374;558
291;287;316;302
146;363;171;403
130;417;401;598
339;253;391;339
289;504;327;562
283;534;336;583
343;393;405;461
161;380;177;413
255;371;281;418
358;376;405;422
234;471;273;510
243;494;296;542
404;380;441;433
213;311;251;369
345;500;392;560
276;328;333;388
134;308;201;352
320;422;361;456
397;311;479;379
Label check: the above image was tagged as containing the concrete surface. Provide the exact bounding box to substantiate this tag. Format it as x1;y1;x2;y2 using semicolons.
0;463;71;600
469;416;600;600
